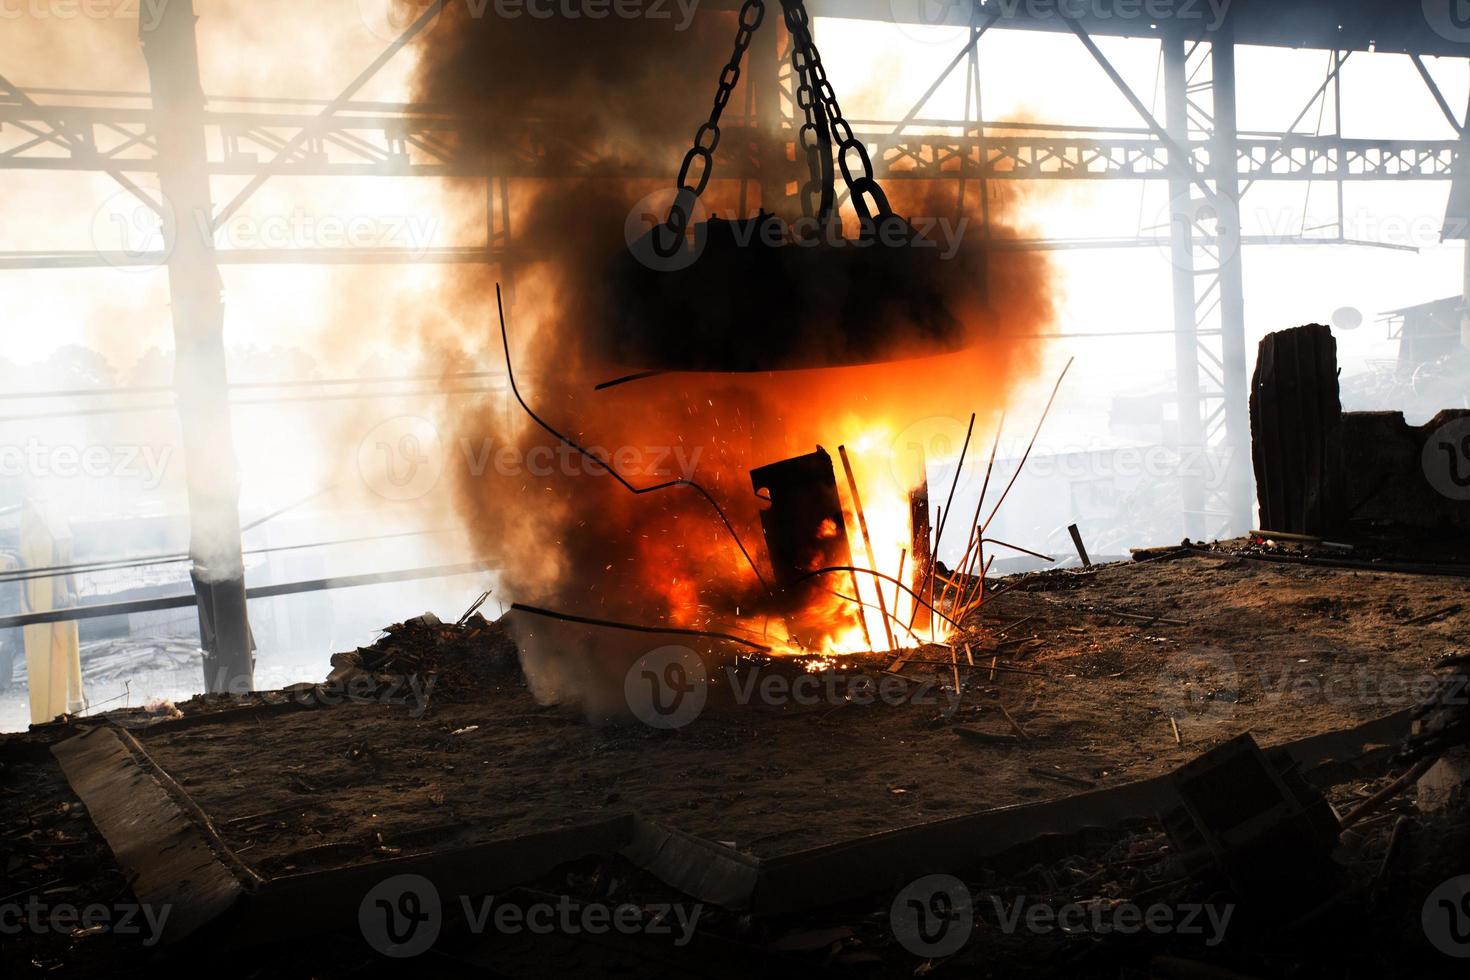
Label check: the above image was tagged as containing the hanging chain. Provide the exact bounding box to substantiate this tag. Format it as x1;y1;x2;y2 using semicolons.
658;0;766;257
784;2;833;231
779;0;894;229
787;23;834;232
657;0;895;257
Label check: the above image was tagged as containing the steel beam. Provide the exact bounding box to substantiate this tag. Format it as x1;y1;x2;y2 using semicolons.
1;101;1462;182
1411;54;1465;137
1064;17;1218;206
210;0;446;230
801;0;1470;59
0;561;496;632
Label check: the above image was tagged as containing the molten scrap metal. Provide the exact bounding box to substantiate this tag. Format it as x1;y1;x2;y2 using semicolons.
750;447;854;594
750;447;865;646
496;276;1074;657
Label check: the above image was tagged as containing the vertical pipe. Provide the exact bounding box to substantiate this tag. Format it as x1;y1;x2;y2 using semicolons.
971;23;991;238
1461;90;1470;352
141;1;253;694
1164;34;1204;540
1462;241;1470;352
1332;50;1345;236
1211;29;1254;535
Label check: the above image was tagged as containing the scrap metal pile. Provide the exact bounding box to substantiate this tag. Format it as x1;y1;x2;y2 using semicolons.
1400;654;1470;767
324;604;519;708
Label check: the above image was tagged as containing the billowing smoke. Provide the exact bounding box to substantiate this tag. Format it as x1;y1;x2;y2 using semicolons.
411;6;1057;708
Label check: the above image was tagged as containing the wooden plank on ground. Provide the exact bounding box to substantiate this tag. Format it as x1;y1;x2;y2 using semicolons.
52;726;246;943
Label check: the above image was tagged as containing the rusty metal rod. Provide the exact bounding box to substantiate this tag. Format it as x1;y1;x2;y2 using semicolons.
952;412;1006;611
982;358;1074;533
913;414;975;633
510;603;772;652
795;566;965;633
1339;758;1437;831
496;284;772;594
838;445;898;652
832;591;925;646
891;549;907;629
955;555;997;623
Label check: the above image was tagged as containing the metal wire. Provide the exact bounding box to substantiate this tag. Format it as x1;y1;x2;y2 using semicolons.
495;284;772;595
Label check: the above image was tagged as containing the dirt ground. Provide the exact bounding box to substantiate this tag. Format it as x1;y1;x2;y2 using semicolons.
4;548;1469;978
96;550;1467;871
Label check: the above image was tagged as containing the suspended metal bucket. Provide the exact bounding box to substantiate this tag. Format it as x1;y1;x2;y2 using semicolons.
606;210;975;373
597;0;979;374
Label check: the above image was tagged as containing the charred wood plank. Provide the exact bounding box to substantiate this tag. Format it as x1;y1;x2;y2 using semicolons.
1249;324;1344;535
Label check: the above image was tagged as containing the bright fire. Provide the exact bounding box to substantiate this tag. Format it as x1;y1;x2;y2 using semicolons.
452;269;1031;661
409;5;1057;663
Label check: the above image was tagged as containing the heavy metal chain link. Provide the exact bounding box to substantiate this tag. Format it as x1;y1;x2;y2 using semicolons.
659;0;767;257
786;1;834;232
657;0;894;257
779;0;894;228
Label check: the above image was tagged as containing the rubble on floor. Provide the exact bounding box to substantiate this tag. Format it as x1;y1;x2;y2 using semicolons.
11;637;202;687
323;611;521;708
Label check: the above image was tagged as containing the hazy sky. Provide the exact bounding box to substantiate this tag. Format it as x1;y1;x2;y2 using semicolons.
3;6;1466;444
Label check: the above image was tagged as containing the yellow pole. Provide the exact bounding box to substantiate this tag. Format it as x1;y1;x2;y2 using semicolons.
20;501;83;724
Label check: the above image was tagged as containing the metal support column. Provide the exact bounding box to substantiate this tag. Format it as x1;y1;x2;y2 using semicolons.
1163;34;1204;540
141;1;254;694
1462;240;1470;352
1210;32;1254;534
1461;93;1470;352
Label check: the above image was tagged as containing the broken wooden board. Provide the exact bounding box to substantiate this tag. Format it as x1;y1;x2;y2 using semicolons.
51;726;246;943
728;709;1409;915
228;815;639;947
48;707;1413;947
622;817;762;911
